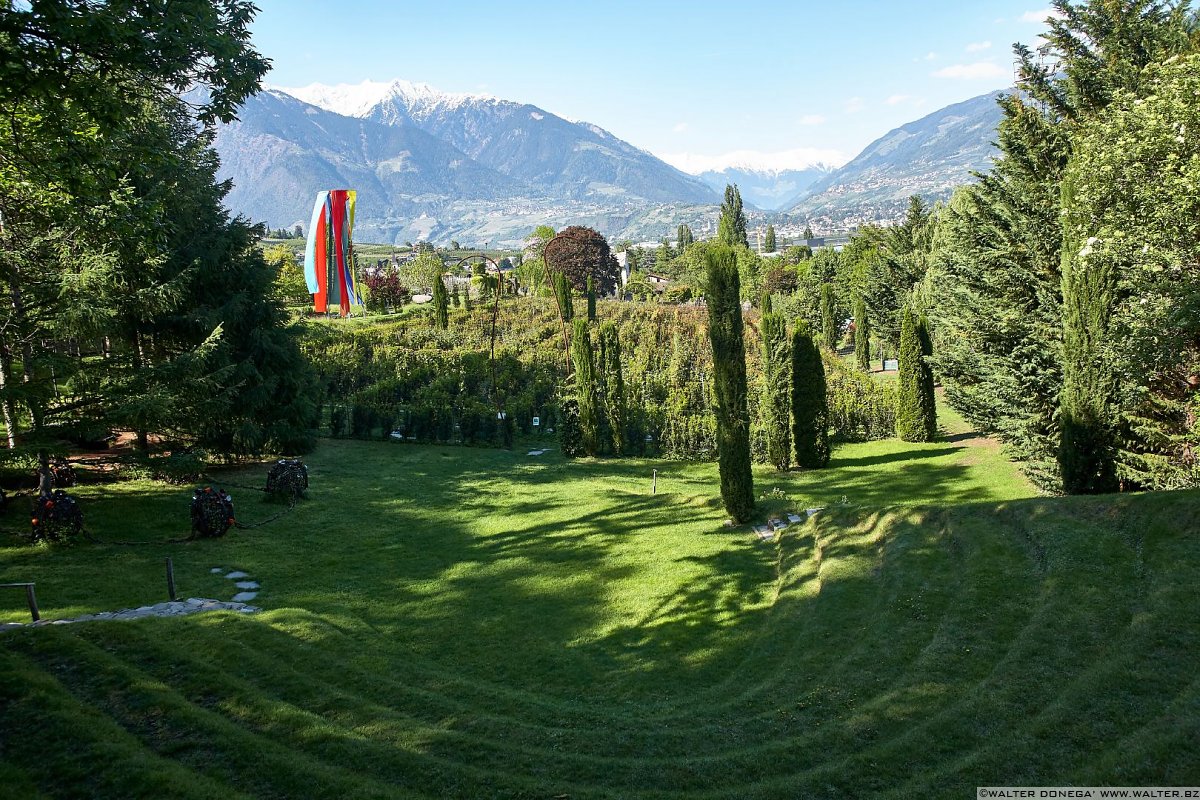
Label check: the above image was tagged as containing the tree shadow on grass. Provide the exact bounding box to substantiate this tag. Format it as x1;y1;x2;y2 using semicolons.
829;446;963;468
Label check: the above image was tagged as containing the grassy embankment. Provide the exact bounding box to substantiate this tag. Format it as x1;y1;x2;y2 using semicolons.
1;411;1197;796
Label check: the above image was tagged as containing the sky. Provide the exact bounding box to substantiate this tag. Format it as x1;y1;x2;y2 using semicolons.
249;1;1062;173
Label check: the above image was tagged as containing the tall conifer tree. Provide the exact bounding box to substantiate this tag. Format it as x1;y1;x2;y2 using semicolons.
717;184;749;248
570;318;600;456
705;244;754;521
854;296;871;372
791;323;830;468
761;310;792;470
896;305;937;442
820;283;838;350
432;276;449;330
764;224;776;253
597;322;626;456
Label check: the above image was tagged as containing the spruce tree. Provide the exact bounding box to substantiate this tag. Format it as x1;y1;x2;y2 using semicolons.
820;283;838;350
586;274;597;322
705;244;754;522
764;224;776;253
854;296;871;372
791;323;830;468
1057;167;1118;493
761;309;791;470
896;305;937;442
597;322;626;456
571;318;601;456
717;184;749;248
432;275;449;330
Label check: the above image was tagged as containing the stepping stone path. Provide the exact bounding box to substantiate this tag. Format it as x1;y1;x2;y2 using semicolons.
752;509;825;543
215;567;260;603
0;598;259;633
526;449;549;456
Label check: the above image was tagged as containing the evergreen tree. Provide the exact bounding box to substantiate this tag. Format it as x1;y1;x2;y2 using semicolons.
586;274;597;322
677;224;694;250
761;310;791;470
1057;167;1118;493
803;225;813;240
463;285;472;312
764;224;776;253
432;276;449;330
717;184;749;248
854;296;871;372
791;323;830;468
820;283;838;350
451;283;461;308
705;244;754;522
558;397;583;458
570;318;600;456
896;305;937;442
553;271;574;322
597;322;626;455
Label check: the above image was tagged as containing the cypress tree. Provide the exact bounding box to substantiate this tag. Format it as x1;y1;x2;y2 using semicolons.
677;223;694;250
791;322;830;468
463;284;472;312
558;398;582;458
717;184;749;248
705;244;754;522
764;224;776;253
896;305;937;442
597;322;626;456
587;274;597;322
571;318;600;456
1058;166;1118;493
450;282;461;308
761;310;792;470
432;276;449;330
820;283;837;350
854;296;871;372
553;271;573;322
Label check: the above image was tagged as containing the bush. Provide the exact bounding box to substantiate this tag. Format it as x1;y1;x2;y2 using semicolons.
824;355;895;441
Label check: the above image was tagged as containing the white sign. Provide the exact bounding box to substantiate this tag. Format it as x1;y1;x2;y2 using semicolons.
532;416;540;427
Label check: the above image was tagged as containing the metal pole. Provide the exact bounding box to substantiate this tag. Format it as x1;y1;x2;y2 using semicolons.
25;584;39;622
165;557;176;601
652;469;657;494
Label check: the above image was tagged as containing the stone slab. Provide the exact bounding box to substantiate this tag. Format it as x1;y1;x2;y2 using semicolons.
787;513;803;523
224;571;249;580
210;567;224;574
231;592;258;602
235;581;259;590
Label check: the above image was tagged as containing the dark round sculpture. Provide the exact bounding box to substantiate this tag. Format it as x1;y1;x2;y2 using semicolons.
266;459;308;500
31;490;83;542
190;486;236;538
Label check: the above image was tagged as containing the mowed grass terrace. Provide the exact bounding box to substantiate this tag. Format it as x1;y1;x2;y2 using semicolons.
1;415;1198;797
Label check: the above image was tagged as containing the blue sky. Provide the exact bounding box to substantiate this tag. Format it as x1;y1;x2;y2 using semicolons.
250;1;1061;172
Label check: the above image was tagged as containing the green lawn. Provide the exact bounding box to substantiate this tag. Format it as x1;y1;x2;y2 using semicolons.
1;429;1197;797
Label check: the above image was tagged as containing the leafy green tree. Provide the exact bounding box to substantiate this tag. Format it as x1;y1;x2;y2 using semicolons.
717;185;749;248
854;296;871;372
764;224;776;253
265;244;310;305
597;323;626;456
1056;54;1200;490
896;305;937;442
432;277;449;330
761;309;791;470
791;323;830;468
705;244;754;521
571;318;600;457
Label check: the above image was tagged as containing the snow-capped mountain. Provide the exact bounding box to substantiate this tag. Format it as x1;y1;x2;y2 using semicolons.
276;79;717;204
696;165;835;211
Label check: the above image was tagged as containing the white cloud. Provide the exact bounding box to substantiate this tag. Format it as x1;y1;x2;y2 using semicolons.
932;62;1008;80
1020;8;1065;23
844;96;865;113
966;40;992;52
886;94;912;105
799;114;826;126
913;51;937;62
659;147;850;175
672;122;689;133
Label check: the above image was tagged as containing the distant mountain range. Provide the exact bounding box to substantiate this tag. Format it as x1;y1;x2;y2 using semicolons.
784;92;1004;227
211;80;1007;245
695;165;834;211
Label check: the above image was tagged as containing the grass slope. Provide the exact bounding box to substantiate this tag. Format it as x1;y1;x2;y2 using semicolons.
1;437;1197;797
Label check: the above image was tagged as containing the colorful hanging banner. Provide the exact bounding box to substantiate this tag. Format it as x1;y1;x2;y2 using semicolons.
302;189;362;316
